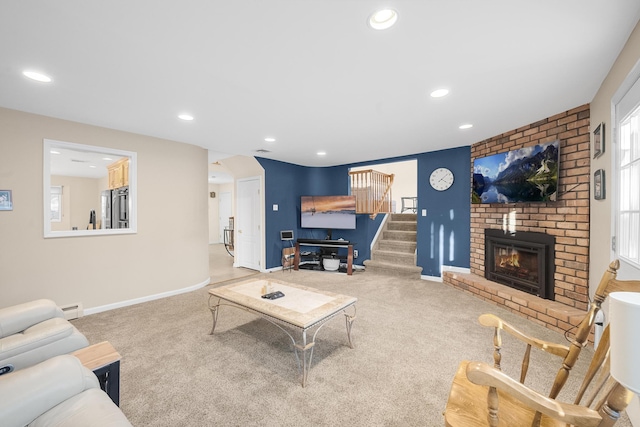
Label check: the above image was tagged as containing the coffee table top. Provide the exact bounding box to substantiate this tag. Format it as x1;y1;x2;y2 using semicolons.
208;278;357;329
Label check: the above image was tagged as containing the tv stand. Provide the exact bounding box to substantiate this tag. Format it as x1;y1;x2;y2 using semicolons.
294;239;354;275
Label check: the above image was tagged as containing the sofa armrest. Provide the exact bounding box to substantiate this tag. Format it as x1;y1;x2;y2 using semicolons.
0;299;64;338
0;355;99;427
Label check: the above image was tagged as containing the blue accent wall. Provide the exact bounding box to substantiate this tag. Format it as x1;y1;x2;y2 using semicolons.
257;158;379;269
257;146;471;276
415;146;471;277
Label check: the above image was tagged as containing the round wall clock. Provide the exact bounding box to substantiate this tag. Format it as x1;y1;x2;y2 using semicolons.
429;167;454;191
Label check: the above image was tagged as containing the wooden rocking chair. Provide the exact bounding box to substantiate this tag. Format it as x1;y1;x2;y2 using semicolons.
443;260;640;426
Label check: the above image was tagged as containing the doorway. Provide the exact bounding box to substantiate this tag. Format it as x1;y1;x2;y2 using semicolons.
218;191;232;244
236;176;262;271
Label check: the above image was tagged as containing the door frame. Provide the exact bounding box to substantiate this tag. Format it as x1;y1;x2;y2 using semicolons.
235;176;264;271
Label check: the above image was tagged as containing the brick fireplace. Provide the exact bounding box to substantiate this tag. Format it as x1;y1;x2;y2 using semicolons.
443;104;592;335
484;229;555;300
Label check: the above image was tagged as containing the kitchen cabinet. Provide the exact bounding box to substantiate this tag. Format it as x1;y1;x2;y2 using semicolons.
107;158;129;189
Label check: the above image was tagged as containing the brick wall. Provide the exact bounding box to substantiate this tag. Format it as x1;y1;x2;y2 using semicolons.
443;104;591;334
470;104;591;309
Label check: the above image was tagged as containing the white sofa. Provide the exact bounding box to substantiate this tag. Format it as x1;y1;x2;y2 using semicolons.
0;354;132;427
0;299;89;373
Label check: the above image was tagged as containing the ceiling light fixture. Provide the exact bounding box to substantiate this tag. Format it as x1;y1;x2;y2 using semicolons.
430;89;449;98
459;124;473;130
23;70;52;83
178;114;194;121
317;151;326;156
264;137;276;142
369;9;398;30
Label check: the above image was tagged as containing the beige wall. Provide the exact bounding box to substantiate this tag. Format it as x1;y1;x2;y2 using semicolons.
589;20;640;424
0;107;210;311
208;183;221;243
590;20;640;285
208;183;236;244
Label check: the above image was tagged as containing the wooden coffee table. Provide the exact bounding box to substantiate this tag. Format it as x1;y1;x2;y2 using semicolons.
208;278;357;387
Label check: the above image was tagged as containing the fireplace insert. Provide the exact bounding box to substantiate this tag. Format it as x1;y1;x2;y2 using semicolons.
484;229;555;300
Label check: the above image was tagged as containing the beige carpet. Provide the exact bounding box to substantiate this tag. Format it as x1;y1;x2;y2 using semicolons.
72;269;631;427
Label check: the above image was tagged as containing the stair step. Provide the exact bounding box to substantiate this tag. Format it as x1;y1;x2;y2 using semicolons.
389;213;417;222
387;221;417;232
363;259;422;279
382;230;416;242
371;250;415;265
377;240;416;253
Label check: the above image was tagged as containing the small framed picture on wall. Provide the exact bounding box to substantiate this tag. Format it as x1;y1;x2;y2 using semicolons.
593;122;604;159
594;169;605;200
0;190;12;211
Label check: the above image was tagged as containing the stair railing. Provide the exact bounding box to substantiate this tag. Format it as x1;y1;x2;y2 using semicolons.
349;169;394;219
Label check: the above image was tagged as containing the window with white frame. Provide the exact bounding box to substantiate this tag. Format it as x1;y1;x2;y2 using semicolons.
50;186;62;222
616;77;640;269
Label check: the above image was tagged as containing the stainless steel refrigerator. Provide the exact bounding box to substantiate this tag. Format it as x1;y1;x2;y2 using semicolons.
101;190;112;229
101;186;129;229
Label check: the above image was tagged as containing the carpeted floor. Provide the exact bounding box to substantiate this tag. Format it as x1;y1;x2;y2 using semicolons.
72;269;631;426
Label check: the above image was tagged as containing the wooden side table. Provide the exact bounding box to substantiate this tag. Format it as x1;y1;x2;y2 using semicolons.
72;341;122;406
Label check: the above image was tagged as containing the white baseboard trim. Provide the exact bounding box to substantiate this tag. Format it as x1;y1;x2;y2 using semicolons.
442;265;471;274
421;265;471;282
421;274;443;282
84;277;211;316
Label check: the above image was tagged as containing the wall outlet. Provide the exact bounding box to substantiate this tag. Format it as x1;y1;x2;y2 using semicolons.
353;249;358;258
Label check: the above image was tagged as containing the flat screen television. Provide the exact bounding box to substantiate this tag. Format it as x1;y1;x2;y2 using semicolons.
472;140;559;204
301;195;356;231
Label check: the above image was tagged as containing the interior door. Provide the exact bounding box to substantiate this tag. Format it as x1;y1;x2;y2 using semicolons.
218;191;232;244
236;177;261;270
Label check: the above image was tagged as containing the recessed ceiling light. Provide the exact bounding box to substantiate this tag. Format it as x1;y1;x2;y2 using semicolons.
430;89;449;98
369;9;398;30
102;157;113;161
459;124;473;130
317;151;326;156
50;150;61;155
264;137;276;142
89;165;96;169
178;114;194;121
23;70;52;83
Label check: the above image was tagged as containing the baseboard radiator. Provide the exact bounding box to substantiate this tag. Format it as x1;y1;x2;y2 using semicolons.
60;302;83;320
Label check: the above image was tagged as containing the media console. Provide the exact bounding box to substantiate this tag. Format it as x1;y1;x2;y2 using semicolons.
294;239;354;275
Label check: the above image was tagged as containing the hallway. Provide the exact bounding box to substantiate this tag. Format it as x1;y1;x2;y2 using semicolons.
208;243;258;285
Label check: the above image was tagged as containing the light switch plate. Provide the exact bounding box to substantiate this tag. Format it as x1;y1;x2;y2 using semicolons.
273;204;278;211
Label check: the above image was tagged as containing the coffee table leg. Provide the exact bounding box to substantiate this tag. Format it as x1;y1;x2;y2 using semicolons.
208;296;221;335
344;306;357;349
294;331;315;388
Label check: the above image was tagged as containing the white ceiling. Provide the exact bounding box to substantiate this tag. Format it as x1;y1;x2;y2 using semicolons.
2;1;640;168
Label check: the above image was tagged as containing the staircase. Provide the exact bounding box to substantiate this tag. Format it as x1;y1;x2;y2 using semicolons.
364;213;423;279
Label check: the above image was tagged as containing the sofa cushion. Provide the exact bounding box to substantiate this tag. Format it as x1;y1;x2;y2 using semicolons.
0;299;64;338
0;317;74;359
0;355;98;427
29;388;132;427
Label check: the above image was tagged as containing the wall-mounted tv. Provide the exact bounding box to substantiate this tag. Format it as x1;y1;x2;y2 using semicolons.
472;140;559;204
301;195;356;230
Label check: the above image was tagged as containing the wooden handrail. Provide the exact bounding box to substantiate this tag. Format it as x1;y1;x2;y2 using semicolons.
349;169;394;219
